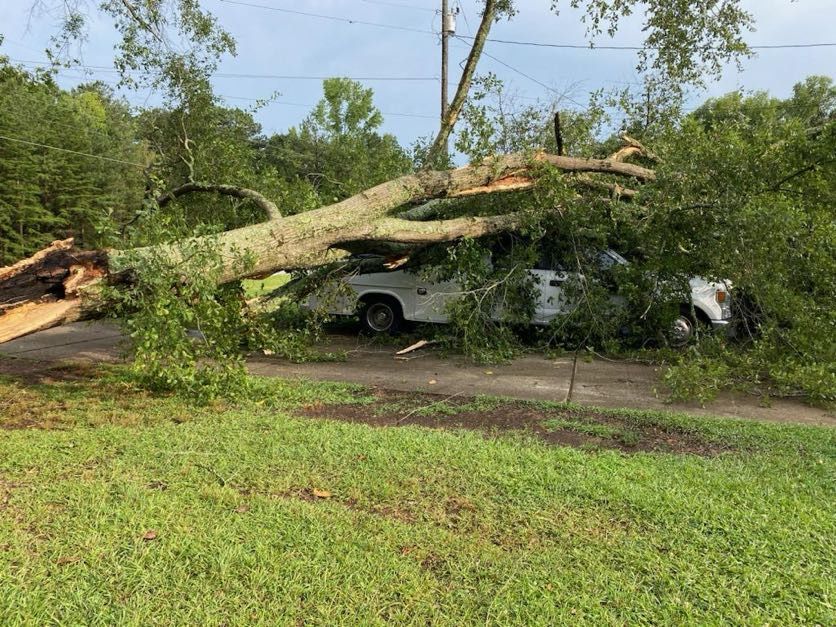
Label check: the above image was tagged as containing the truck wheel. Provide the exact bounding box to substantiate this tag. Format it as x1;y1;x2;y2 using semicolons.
360;296;403;335
668;313;696;347
668;306;709;347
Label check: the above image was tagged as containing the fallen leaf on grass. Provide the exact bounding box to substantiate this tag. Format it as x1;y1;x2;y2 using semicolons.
235;504;250;513
56;556;81;566
312;489;332;499
142;530;158;541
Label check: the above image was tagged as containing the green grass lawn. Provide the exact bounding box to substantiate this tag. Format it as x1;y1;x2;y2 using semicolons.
0;361;834;625
242;272;291;299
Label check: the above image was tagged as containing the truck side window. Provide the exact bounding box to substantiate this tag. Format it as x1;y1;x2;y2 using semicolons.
535;250;564;272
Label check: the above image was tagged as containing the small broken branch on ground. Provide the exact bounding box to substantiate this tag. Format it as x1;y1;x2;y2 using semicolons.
395;339;439;356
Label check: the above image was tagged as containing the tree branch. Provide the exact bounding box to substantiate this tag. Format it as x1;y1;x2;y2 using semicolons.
609;134;660;163
156;182;282;221
573;175;639;200
425;0;499;166
769;158;836;191
359;214;521;244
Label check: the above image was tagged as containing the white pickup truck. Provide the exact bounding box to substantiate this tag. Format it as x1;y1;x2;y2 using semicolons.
305;250;733;345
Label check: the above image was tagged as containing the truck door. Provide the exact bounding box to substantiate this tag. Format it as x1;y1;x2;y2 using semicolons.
531;251;570;324
413;278;459;322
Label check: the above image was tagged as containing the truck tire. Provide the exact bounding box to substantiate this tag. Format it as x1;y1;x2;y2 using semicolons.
668;305;710;347
668;312;696;347
359;296;404;335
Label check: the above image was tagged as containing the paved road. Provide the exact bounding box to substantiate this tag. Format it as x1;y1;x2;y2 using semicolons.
2;321;833;426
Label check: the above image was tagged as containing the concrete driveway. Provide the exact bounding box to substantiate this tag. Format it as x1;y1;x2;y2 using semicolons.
2;321;833;426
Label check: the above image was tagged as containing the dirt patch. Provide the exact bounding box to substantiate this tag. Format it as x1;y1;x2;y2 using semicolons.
0;358;163;431
297;388;733;456
0;359;94;431
0;357;99;386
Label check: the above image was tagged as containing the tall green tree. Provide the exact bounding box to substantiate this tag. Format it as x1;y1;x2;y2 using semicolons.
0;59;146;263
650;78;836;399
262;78;412;205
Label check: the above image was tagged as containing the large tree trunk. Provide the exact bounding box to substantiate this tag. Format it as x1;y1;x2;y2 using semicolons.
0;152;654;344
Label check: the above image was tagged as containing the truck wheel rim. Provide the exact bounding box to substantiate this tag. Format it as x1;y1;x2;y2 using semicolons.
669;315;694;346
367;303;394;331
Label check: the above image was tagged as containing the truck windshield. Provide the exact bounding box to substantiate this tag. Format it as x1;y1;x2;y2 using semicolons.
597;250;628;270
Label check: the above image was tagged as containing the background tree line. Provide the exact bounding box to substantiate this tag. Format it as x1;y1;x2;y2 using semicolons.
0;60;412;261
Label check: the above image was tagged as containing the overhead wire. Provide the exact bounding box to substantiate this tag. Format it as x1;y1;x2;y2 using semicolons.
216;0;836;51
219;94;437;119
448;37;590;108
9;58;439;82
457;34;836;51
476;47;586;108
217;0;434;34
358;0;436;13
213;71;437;81
6;62;439;120
7;2;828;134
31;67;439;119
0;134;148;167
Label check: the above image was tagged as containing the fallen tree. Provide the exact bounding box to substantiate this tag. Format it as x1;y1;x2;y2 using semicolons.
1;0;761;349
0;150;654;344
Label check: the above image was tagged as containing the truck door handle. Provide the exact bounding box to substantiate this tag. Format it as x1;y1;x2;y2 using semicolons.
549;279;565;287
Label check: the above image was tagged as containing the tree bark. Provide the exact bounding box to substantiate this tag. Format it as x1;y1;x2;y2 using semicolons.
0;151;654;344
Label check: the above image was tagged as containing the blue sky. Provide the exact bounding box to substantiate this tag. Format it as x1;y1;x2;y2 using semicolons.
1;0;834;147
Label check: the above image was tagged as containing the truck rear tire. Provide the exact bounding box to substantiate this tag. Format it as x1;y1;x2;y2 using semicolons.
359;296;404;335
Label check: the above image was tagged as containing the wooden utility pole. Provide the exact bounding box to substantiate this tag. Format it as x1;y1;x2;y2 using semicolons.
441;0;451;159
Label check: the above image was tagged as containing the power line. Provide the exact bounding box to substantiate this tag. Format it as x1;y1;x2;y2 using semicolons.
10;58;439;82
479;50;559;96
0;134;147;167
359;0;435;13
219;94;437;119
49;53;635;109
36;71;437;118
217;0;835;51
458;34;836;51
451;39;589;108
213;71;437;82
217;0;435;34
449;19;638;90
746;42;836;49
23;66;438;120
